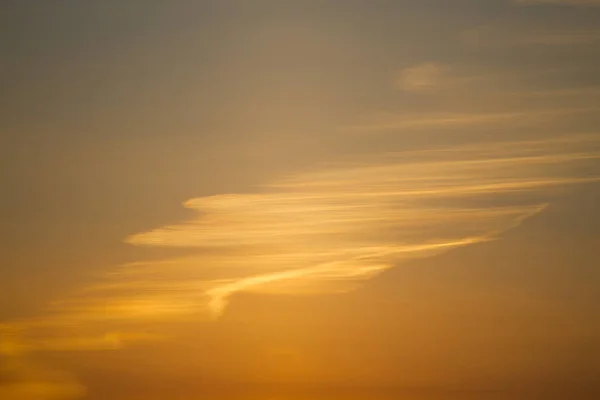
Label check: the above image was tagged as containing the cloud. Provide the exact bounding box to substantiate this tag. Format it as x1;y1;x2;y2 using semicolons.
463;25;600;47
394;62;492;95
394;63;445;92
2;1;598;394
121;134;600;317
1;128;599;394
341;107;595;132
1;134;598;338
0;132;598;400
354;58;600;133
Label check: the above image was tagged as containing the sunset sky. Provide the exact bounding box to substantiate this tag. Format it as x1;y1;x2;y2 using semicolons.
2;1;600;399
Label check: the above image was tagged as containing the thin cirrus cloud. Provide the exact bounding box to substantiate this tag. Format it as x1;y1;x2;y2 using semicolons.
2;50;599;367
394;63;445;92
3;134;600;340
393;63;489;94
117;134;600;317
352;60;599;133
341;107;595;132
1;133;599;399
1;3;599;399
462;25;600;47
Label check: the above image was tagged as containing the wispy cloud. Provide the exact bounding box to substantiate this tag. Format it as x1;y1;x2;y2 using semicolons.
352;57;600;134
119;134;600;317
393;63;488;94
1;134;599;397
2;135;599;337
2;0;599;395
463;25;600;47
341;107;594;132
1;124;599;398
395;63;446;92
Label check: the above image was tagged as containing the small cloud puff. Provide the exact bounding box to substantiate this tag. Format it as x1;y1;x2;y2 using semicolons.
395;63;445;93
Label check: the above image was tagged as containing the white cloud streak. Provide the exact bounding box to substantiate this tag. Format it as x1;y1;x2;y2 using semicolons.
1;131;599;398
1;135;598;340
121;134;600;318
463;25;600;47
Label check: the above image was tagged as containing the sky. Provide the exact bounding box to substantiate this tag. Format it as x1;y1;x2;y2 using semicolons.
1;1;600;399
